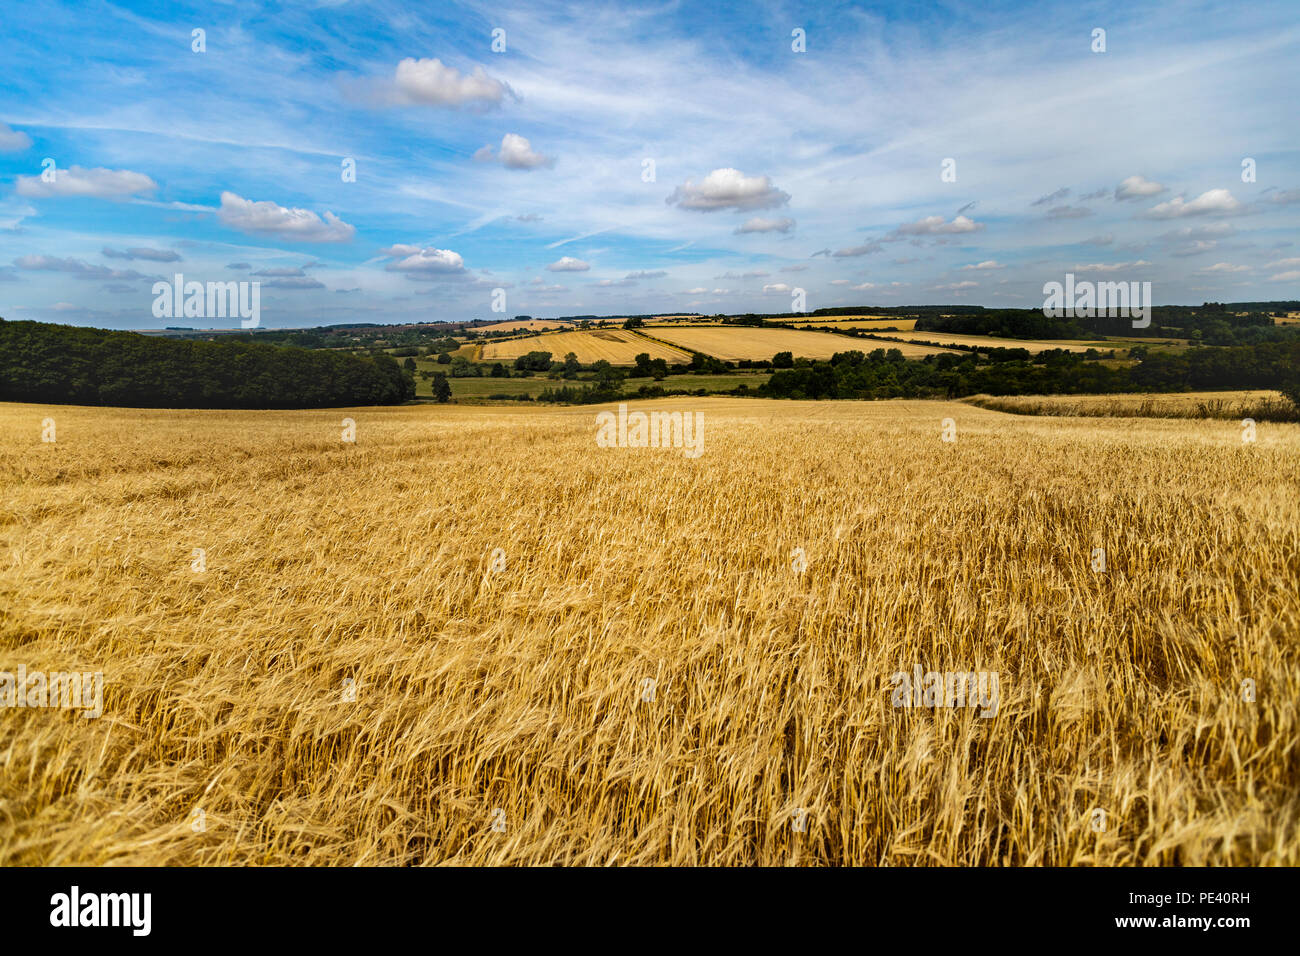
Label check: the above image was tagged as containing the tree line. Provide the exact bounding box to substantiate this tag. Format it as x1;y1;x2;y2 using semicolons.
759;341;1300;407
0;318;414;408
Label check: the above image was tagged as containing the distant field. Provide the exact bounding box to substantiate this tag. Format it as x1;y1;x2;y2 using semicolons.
861;332;1111;353
439;371;773;401
481;329;691;365
650;326;953;361
791;318;919;331
481;319;574;333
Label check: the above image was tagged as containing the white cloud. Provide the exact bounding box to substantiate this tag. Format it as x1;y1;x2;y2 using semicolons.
1145;189;1243;219
887;214;983;238
1264;257;1300;270
735;216;795;234
960;260;1004;270
761;283;791;293
1198;262;1249;273
393;58;509;108
1071;260;1153;273
218;192;355;242
16;165;157;199
102;246;181;262
547;256;590;272
0;122;32;152
476;133;555;170
1268;270;1300;282
500;134;553;170
14;254;153;281
381;246;466;276
931;280;978;291
1114;175;1166;201
830;279;851;285
833;242;882;257
665;168;790;212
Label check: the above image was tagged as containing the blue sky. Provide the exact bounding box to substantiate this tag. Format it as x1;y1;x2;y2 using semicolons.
0;0;1297;329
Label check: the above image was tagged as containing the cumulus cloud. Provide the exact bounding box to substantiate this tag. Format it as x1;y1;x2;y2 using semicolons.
218;192;355;242
830;279;850;286
1197;262;1249;273
665;168;790;212
102;246;181;262
931;280;978;291
1264;257;1300;270
735;216;795;234
1268;270;1300;282
960;260;1004;270
474;133;554;170
780;264;809;272
716;270;769;279
886;214;983;239
625;270;666;279
0;123;32;152
547;256;590;272
1145;189;1245;219
392;57;509;108
381;245;466;277
1114;175;1166;201
761;283;791;293
16;165;157;199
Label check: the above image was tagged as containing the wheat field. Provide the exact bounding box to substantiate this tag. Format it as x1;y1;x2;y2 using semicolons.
649;326;954;361
1;397;1297;866
480;329;690;365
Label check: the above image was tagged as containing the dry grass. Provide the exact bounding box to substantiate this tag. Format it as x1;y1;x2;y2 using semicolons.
650;326;952;361
966;390;1300;423
1;397;1297;866
479;329;690;365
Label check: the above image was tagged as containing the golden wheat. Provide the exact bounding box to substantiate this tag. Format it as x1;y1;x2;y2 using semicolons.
1;397;1297;865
